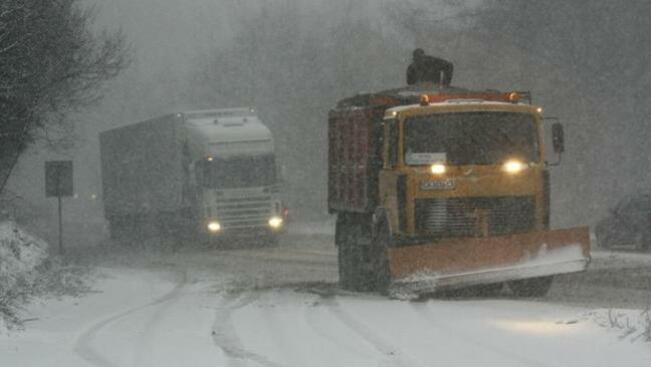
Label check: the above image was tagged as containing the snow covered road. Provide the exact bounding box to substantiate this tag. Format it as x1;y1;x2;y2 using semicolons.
1;230;651;366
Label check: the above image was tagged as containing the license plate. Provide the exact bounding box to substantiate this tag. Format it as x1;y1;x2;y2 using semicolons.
420;179;455;190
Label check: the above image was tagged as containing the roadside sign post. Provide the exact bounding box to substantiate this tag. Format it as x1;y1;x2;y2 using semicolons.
45;161;73;255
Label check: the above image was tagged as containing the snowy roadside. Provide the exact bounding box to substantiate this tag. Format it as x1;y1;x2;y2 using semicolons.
0;221;92;333
2;220;649;365
0;267;187;366
1;265;650;367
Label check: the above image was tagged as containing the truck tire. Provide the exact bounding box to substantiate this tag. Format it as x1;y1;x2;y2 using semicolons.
336;216;353;290
346;222;366;291
369;218;391;294
508;276;553;297
336;215;368;291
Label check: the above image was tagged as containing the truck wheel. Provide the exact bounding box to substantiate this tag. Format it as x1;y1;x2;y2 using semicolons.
337;216;368;292
346;222;366;292
337;244;350;289
508;276;553;297
369;218;391;294
336;216;353;290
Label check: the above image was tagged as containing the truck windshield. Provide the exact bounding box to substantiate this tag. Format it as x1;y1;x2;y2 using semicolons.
404;112;539;165
201;154;276;188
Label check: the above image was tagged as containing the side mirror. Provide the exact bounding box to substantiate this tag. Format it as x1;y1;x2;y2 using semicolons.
552;122;565;154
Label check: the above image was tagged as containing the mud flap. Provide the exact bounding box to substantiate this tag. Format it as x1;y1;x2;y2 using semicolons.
387;227;590;296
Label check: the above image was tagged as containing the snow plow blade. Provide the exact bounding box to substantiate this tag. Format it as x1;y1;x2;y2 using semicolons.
387;227;590;295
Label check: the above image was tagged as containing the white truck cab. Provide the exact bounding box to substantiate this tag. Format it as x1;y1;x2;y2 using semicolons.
185;108;286;241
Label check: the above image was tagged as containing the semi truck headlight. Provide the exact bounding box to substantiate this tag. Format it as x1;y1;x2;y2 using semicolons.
503;159;525;174
268;216;283;229
207;221;221;232
430;163;446;175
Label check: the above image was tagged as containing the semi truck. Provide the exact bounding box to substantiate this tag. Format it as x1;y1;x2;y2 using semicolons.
100;108;287;244
328;84;590;297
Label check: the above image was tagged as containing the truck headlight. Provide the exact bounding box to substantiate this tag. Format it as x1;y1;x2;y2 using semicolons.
207;221;221;232
503;159;525;174
430;163;446;175
268;216;283;229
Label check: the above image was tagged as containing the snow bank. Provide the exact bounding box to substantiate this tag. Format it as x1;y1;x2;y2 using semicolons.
587;309;651;343
0;221;49;332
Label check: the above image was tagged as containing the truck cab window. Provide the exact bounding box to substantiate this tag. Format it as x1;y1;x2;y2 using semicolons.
201;154;277;188
404;112;539;165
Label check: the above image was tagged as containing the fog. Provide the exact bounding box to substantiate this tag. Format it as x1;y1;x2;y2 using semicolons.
6;0;651;244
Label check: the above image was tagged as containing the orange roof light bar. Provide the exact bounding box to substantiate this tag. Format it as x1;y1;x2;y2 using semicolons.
508;92;521;103
418;92;523;104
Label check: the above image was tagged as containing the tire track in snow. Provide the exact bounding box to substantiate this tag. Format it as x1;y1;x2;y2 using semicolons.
410;302;549;367
323;297;422;367
74;270;188;367
131;273;191;367
211;291;290;367
302;295;378;360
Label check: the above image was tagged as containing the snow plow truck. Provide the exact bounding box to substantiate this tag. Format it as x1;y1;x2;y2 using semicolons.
328;84;590;297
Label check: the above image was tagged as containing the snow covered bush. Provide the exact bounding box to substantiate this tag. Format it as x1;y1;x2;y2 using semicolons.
0;221;48;330
590;308;651;343
0;221;93;332
643;310;651;342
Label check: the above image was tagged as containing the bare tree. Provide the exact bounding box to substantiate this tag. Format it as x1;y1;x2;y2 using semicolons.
0;0;131;194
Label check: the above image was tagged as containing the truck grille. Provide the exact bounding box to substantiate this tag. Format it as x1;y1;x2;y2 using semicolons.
415;196;535;237
214;196;272;229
